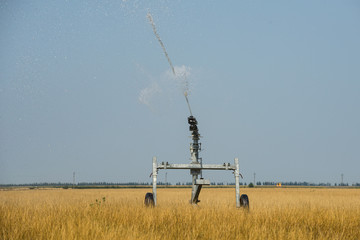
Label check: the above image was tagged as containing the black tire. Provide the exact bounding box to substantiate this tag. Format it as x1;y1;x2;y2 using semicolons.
144;192;154;207
240;194;249;210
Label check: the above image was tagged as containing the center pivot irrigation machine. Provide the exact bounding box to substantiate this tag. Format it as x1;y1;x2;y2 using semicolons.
145;95;249;209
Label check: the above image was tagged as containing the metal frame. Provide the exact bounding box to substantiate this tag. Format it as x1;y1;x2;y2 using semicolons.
151;115;242;208
152;157;241;207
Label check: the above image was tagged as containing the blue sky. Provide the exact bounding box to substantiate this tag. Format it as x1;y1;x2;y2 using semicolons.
1;1;359;184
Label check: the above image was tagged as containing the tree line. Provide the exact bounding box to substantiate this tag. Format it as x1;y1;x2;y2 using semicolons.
1;181;359;187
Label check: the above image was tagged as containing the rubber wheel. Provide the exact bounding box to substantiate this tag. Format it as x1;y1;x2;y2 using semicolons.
240;194;249;210
144;192;155;207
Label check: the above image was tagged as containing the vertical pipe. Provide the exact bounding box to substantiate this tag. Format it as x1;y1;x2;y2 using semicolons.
152;156;157;206
191;174;197;203
234;158;240;208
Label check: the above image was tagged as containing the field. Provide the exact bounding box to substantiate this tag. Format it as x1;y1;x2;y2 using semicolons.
1;187;360;239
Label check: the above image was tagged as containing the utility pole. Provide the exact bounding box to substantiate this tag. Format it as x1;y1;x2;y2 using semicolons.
73;172;75;188
254;172;256;186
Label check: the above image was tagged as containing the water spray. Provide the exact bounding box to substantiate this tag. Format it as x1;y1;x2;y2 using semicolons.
147;12;193;116
184;91;193;116
147;12;175;75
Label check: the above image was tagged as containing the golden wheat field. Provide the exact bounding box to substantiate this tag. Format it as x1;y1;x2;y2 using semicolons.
0;187;360;240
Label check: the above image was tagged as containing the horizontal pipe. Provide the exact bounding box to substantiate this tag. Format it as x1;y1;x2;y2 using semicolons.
157;163;236;171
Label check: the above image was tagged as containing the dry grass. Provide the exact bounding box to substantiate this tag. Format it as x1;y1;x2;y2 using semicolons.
1;187;360;239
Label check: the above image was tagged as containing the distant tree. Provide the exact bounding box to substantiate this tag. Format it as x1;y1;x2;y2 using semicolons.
248;183;254;188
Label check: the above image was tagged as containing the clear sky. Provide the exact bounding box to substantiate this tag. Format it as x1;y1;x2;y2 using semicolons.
1;1;359;185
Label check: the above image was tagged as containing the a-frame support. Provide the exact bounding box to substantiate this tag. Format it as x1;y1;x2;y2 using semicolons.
151;157;241;207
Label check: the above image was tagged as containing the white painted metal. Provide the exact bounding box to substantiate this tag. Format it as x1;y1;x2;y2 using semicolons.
234;158;240;208
152;156;157;206
157;163;236;170
195;179;210;185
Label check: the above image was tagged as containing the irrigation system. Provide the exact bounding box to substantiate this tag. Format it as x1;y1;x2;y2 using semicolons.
145;97;249;208
144;12;249;208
